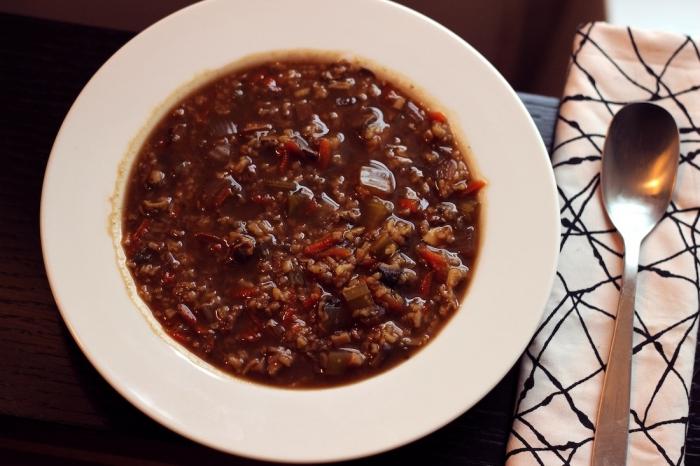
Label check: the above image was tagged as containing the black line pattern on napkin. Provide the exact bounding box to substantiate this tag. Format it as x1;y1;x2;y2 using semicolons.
506;23;700;465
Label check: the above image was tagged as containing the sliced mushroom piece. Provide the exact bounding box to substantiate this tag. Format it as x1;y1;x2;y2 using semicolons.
319;294;350;332
229;233;256;261
377;263;402;286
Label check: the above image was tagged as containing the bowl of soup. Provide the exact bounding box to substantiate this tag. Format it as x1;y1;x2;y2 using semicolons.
41;0;559;462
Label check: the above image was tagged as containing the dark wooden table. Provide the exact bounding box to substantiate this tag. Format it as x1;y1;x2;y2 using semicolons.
2;13;699;466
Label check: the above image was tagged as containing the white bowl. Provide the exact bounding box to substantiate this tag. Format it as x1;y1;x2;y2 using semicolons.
41;0;559;462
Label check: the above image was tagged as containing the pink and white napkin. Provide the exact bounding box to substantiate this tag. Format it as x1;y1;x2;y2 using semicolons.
505;22;700;465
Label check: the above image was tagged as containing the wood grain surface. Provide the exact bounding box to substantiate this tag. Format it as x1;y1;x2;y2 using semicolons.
0;12;697;466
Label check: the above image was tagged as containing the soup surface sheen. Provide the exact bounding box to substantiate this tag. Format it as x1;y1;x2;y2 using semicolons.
122;59;483;387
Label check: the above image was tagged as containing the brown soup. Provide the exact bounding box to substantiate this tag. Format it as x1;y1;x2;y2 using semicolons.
122;58;483;388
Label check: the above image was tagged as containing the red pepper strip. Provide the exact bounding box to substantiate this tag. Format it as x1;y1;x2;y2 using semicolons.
212;186;232;208
428;110;447;123
320;247;352;259
417;245;448;276
304;234;340;255
398;197;420;213
318;138;331;169
231;287;256;299
177;303;197;327
419;271;434;298
463;179;487;195
130;218;150;245
275;145;290;173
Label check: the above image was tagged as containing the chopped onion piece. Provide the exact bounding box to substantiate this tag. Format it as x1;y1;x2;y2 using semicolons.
320;193;340;210
360;160;395;194
210;119;237;137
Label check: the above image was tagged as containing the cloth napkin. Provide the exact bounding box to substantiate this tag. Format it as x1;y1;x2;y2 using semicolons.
505;22;700;466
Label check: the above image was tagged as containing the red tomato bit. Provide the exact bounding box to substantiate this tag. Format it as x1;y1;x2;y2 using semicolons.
463;179;487;195
318;138;331;169
398;197;420;213
419;271;434;298
417;245;448;277
428;110;447;123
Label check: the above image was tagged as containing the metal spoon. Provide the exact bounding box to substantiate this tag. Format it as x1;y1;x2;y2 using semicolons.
591;103;679;466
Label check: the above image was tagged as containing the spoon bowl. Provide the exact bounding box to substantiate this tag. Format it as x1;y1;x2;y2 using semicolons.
601;103;680;240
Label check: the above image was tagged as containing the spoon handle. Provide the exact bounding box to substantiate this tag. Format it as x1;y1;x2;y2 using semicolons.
591;240;639;466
